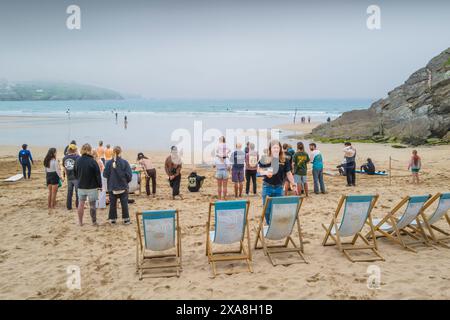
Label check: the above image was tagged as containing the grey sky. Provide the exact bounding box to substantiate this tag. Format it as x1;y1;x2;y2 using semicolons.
0;0;449;99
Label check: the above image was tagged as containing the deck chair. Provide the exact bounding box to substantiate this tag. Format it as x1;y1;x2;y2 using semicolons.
254;196;308;266
410;193;450;248
205;200;252;277
322;194;384;262
135;210;181;279
368;195;432;252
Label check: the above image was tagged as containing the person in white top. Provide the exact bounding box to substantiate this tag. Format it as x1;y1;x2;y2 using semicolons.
43;148;62;209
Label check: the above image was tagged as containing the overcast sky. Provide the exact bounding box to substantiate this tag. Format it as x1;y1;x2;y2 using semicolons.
0;0;449;99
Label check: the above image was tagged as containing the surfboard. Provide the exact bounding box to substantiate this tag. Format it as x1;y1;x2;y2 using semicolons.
355;170;388;176
4;174;23;182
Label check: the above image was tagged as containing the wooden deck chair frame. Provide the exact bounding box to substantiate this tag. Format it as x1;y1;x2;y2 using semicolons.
367;195;433;253
254;196;308;266
414;193;450;248
205;200;253;277
135;210;182;279
322;194;384;263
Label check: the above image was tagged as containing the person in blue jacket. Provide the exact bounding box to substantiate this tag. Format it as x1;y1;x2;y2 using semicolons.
18;144;34;179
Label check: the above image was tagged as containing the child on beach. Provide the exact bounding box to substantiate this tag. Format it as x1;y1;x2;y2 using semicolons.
293;142;310;197
230;143;246;197
105;144;113;162
44;148;62;209
137;152;157;197
97;141;106;164
408;150;422;184
165;146;183;200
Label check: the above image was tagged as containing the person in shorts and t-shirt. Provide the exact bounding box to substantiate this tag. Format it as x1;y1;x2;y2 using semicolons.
293;142;310;197
230;143;246;197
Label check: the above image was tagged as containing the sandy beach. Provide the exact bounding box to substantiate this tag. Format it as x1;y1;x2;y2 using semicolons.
1;135;449;300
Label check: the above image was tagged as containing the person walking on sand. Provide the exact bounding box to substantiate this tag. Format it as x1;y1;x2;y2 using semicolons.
74;144;102;226
18;144;33;179
230;143;245;198
343;142;357;187
309;143;326;194
44;148;62;209
97;141;106;165
137;152;157;197
408;150;422;184
245;142;259;196
293;142;310;197
165;146;183;200
282;143;294;195
62;144;80;210
104;146;132;224
258;140;297;223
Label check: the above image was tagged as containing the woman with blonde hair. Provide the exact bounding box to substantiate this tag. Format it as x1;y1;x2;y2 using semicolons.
103;146;132;224
74;143;102;226
257;140;297;223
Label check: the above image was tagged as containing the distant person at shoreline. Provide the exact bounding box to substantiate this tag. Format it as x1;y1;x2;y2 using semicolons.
137;152;157;197
245;142;258;196
293;142;310;197
165;146;183;200
408;150;422;184
361;158;376;175
230;143;245;198
124;116;128;130
18;144;33;179
308;116;311;123
104;146;132;225
63;144;80;210
343;142;356;187
74;144;102;226
309;143;326;194
64;140;77;156
97;141;106;164
105;144;113;162
44;148;62;209
258;140;297;223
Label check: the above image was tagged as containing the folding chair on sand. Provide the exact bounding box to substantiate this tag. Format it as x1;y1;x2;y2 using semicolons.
254;196;308;266
368;195;433;253
135;210;182;279
410;193;450;248
322;194;384;262
205;200;252;277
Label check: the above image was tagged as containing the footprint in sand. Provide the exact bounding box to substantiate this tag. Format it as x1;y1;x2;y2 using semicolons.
154;285;171;293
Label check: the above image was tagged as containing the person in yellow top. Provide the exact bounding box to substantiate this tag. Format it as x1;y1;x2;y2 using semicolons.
97;141;106;164
105;144;113;162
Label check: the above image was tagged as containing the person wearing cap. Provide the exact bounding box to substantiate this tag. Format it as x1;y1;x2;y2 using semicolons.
18;144;34;179
165;146;183;200
137;152;157;197
64;140;77;156
63;144;80;210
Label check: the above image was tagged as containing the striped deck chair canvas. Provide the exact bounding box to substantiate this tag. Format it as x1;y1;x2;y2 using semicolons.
135;210;181;279
322;195;384;262
410;193;450;248
369;195;433;252
205;200;252;277
254;196;308;266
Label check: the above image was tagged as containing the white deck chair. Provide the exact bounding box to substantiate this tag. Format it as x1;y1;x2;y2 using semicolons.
205;200;252;277
410;193;450;248
369;195;433;252
322;194;384;262
135;210;181;279
254;196;308;265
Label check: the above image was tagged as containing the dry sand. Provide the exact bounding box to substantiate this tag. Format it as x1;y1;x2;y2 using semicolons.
0;141;450;300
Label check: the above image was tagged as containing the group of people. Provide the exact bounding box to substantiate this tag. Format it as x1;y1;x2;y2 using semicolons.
43;141;133;226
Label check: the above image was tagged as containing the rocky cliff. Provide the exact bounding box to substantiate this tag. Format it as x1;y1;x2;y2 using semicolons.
310;48;450;145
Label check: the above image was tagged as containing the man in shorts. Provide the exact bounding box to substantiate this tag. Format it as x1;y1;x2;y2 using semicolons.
293;142;310;197
230;143;246;198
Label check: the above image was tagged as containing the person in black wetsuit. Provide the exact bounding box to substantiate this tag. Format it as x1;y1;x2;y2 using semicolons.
18;144;34;179
360;158;376;175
